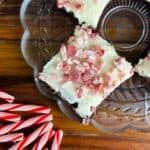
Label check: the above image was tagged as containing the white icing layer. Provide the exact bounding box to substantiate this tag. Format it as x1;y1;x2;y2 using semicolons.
135;53;150;78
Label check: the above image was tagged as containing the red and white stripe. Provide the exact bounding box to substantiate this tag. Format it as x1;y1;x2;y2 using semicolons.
0;133;24;143
0;103;50;114
9;122;53;150
0;112;21;122
51;130;63;150
0;114;52;135
32;129;55;150
0;90;15;103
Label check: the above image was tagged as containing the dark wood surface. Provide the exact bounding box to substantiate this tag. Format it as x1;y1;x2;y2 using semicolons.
1;0;150;149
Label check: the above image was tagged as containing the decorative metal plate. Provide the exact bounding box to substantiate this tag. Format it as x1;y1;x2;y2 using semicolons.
20;0;150;133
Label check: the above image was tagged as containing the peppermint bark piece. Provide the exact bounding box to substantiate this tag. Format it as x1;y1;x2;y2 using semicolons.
135;52;150;78
57;0;110;28
40;25;133;118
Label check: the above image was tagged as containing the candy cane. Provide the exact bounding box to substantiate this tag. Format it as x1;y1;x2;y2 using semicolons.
0;103;50;114
0;133;23;143
0;90;15;103
0;112;21;122
32;129;55;150
51;130;63;150
0;114;52;135
9;122;53;150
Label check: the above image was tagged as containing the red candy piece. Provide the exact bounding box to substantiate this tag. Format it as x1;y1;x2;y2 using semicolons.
146;56;150;61
114;57;125;71
64;73;71;81
90;33;97;39
76;86;87;99
82;28;92;34
88;83;95;89
67;45;76;57
95;84;103;92
76;88;83;99
62;63;71;74
72;71;82;83
75;3;83;9
92;46;105;56
82;70;94;81
57;62;63;70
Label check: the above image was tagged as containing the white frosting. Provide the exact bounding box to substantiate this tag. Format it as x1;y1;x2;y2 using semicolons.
41;26;133;118
57;0;110;28
42;54;63;92
135;53;150;78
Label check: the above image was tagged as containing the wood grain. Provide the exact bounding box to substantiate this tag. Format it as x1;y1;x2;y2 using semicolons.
0;0;150;150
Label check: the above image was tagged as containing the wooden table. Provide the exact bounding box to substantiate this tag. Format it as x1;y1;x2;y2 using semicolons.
0;0;150;149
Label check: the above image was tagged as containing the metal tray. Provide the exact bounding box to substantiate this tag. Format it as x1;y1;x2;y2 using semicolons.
20;0;150;133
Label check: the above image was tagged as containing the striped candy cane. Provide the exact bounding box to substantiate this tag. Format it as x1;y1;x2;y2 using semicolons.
51;130;64;150
0;90;15;103
0;133;24;143
0;112;21;122
32;129;55;150
9;122;53;150
0;103;50;114
0;114;52;135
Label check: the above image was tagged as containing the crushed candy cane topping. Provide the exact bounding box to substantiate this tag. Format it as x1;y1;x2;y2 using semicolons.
56;27;107;98
57;0;84;11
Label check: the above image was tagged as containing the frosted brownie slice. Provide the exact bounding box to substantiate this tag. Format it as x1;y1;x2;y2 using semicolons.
57;0;110;28
135;52;150;78
40;25;133;118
